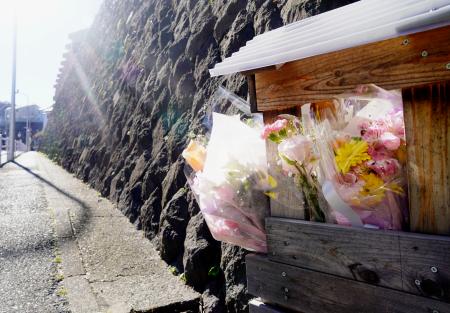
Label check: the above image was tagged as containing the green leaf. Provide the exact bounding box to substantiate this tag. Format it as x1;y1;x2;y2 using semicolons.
208;266;220;278
278;128;287;139
268;133;281;143
241;177;251;191
168;266;178;275
279;154;296;166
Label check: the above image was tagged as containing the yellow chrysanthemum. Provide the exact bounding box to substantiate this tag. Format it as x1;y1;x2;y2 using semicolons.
335;139;371;174
359;173;385;205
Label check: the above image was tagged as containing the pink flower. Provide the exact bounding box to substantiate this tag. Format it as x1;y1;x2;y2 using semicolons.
215;185;235;203
335;175;364;203
278;135;313;172
261;119;288;139
223;219;239;230
367;158;400;179
355;85;370;94
368;143;392;161
359;121;371;131
380;132;400;150
361;120;388;142
342;172;358;184
357;191;406;230
390;113;405;139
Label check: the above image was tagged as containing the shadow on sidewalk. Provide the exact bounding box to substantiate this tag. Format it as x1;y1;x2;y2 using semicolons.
0;158;92;261
13;159;91;240
0;151;25;167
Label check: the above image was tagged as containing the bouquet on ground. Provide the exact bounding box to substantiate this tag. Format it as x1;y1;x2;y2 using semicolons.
182;90;274;252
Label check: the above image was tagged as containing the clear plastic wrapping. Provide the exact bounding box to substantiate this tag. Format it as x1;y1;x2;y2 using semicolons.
262;114;327;222
184;85;409;254
182;88;272;252
263;85;409;230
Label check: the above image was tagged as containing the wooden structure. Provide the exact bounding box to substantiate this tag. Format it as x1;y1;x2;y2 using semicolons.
245;26;450;313
211;4;450;311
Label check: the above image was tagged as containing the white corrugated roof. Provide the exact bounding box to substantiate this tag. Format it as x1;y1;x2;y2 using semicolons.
209;0;450;77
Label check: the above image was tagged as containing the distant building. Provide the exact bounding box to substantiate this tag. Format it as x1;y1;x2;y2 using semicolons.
2;104;46;143
0;102;10;135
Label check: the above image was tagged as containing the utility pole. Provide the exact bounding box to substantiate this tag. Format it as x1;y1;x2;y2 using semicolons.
7;13;17;161
17;91;31;152
26;106;31;151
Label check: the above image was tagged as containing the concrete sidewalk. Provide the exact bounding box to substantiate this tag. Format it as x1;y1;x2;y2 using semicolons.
0;151;24;166
5;152;199;313
0;152;69;313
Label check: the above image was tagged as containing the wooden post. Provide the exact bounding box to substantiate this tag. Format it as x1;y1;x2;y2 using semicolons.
402;81;450;235
246;74;258;113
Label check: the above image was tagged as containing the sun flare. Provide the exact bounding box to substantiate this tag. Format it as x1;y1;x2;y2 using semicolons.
1;0;59;26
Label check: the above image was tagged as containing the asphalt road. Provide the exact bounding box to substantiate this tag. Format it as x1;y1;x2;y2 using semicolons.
0;155;69;313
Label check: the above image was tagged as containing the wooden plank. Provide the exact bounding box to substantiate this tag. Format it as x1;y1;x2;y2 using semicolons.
400;232;450;302
255;25;450;111
247;74;258;113
263;109;306;220
402;81;450;235
249;299;287;313
266;217;403;290
265;217;450;301
247;254;450;313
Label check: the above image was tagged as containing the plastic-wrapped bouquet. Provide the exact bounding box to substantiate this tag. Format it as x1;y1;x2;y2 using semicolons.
262;115;326;222
182;89;273;252
261;85;409;230
309;85;409;230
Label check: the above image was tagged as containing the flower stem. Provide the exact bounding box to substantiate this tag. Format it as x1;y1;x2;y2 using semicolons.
294;163;325;223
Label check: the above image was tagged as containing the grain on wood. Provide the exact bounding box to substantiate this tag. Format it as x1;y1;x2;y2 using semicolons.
254;26;450;111
247;254;450;313
400;232;450;302
265;217;450;302
266;217;403;290
402;81;450;235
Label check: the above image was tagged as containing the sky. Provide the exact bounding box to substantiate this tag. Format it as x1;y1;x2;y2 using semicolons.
0;0;104;110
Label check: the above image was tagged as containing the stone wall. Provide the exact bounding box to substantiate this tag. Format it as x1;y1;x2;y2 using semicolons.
42;0;357;311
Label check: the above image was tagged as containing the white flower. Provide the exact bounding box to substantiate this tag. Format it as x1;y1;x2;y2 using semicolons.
379;132;400;150
278;135;313;173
